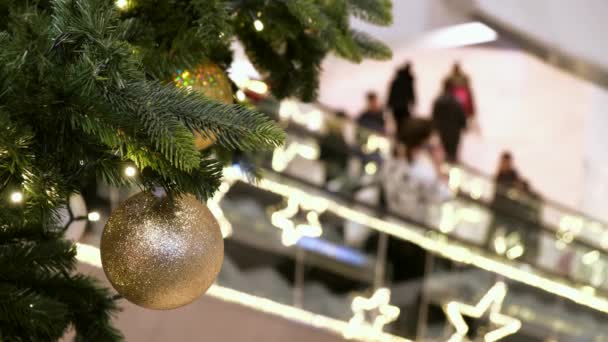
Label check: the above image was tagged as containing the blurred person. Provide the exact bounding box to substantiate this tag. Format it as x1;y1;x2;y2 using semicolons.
490;153;542;263
357;91;386;133
387;62;416;135
382;118;450;223
432;80;466;163
319;111;350;190
445;62;476;120
495;151;521;187
374;119;450;336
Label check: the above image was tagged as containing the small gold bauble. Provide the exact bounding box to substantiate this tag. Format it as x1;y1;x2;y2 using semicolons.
174;63;233;150
100;192;224;310
193;131;217;150
173;63;233;104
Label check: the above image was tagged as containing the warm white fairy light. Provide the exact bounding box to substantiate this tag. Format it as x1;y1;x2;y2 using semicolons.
253;19;264;32
87;211;101;222
124;166;137;177
364;162;378;175
10;191;23;203
115;0;129;10
444;282;521;342
236;90;246;102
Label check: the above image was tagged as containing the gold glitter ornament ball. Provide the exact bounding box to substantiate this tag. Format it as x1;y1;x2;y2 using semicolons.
173;63;233;104
100;192;224;310
174;63;233;150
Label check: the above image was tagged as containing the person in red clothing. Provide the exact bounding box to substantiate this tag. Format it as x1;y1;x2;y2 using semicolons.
445;62;476;124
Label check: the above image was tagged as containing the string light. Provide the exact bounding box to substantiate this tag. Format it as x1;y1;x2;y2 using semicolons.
115;0;129;10
87;211;101;222
444;282;521;342
236;90;246;102
10;191;23;203
253;19;264;32
364;162;378;175
124;166;137;177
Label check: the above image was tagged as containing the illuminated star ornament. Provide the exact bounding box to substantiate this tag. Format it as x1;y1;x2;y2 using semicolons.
444;282;521;342
207;180;234;238
271;140;319;172
345;288;400;341
270;196;326;246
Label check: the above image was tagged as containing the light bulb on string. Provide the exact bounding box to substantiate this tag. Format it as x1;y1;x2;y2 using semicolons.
88;211;101;222
115;0;129;10
236;90;246;102
10;191;23;203
254;20;264;32
124;166;137;177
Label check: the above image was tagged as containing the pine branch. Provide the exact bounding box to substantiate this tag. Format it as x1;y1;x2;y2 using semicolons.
348;0;393;26
0;114;34;183
34;275;122;342
139;157;224;201
0;239;76;277
280;0;329;32
351;29;392;60
0;282;70;341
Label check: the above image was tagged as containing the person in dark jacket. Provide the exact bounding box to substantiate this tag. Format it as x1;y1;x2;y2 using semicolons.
320;111;350;185
431;80;466;163
387;63;416;135
495;152;520;187
357;92;386;133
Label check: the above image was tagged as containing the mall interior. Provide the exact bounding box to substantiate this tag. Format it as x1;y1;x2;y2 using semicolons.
4;0;608;341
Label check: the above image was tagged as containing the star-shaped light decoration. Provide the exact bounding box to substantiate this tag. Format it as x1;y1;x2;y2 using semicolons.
271;140;319;172
344;288;400;341
270;196;325;246
207;180;234;238
444;281;521;342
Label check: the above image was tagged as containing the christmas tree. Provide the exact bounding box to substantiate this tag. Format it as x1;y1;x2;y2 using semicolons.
0;0;392;340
